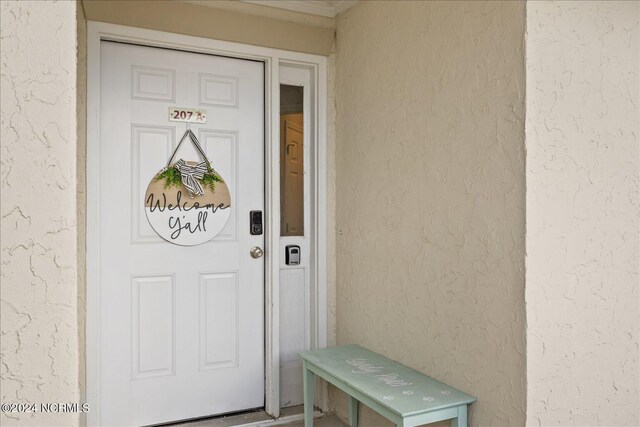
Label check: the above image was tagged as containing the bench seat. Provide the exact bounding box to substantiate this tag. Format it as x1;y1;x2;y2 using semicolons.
299;345;476;427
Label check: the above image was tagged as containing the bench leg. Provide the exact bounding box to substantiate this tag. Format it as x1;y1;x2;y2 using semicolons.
348;396;358;427
451;405;467;427
303;361;314;427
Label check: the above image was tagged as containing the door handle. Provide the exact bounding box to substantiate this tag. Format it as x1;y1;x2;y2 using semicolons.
250;246;264;259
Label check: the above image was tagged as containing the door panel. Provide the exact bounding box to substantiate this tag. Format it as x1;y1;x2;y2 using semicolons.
131;275;175;379
99;41;264;426
200;272;239;370
132;125;175;243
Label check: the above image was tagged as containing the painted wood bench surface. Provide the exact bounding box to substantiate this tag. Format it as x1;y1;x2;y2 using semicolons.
299;345;476;427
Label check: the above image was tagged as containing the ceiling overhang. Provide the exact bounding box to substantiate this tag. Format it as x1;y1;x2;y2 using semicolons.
242;0;356;18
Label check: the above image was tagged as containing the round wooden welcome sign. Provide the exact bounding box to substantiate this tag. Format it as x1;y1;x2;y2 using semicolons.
144;130;231;246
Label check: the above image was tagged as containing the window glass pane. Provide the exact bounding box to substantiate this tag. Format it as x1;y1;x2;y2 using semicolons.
280;84;304;237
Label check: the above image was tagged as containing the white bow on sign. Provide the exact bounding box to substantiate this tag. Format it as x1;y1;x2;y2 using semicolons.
174;159;208;197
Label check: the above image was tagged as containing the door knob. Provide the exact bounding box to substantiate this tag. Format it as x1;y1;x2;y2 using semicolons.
250;246;264;259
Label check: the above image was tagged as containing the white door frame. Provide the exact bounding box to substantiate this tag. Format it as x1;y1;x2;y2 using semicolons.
86;21;328;423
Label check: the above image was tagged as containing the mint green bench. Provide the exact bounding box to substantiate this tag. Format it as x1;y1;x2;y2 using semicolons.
300;345;476;427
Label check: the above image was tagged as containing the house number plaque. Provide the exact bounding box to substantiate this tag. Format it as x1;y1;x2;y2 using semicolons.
169;107;207;124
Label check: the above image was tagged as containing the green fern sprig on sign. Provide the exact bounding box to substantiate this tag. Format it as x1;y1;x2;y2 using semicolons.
156;166;182;189
201;172;223;191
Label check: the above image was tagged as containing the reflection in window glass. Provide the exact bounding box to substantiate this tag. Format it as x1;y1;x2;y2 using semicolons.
280;85;304;237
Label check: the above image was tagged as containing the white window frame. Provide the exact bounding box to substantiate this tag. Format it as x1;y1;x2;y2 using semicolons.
85;21;328;424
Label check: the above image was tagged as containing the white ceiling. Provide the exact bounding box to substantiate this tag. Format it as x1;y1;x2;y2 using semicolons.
242;0;356;18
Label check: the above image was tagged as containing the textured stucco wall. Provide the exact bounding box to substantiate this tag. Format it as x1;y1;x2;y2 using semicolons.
0;1;80;426
525;2;640;425
333;2;526;426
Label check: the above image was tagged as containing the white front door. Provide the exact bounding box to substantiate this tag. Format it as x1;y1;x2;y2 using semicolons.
98;41;264;426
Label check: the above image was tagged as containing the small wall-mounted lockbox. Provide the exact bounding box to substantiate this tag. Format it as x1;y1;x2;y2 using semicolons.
285;245;300;265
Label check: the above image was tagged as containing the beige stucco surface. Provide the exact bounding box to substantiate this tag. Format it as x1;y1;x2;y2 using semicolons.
525;1;640;425
1;1;81;426
333;2;526;426
81;0;335;56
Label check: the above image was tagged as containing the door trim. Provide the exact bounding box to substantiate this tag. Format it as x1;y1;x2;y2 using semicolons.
86;21;328;423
